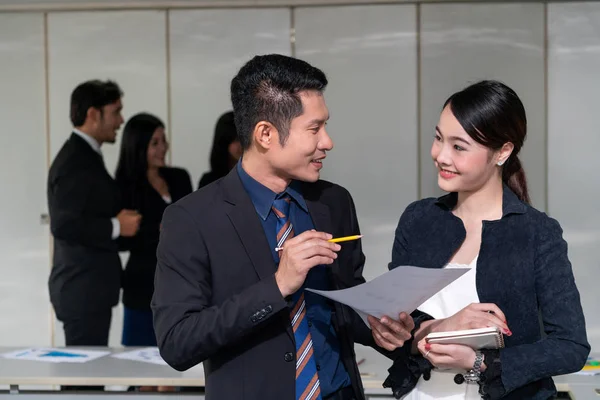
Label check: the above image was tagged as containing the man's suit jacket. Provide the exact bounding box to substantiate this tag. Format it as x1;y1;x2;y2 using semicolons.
48;133;122;319
152;168;378;400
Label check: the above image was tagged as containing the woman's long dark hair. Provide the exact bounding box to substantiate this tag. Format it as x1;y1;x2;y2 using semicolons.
444;80;530;204
115;113;165;205
209;111;238;178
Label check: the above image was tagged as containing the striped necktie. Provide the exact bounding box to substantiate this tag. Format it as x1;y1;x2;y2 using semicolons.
272;195;322;400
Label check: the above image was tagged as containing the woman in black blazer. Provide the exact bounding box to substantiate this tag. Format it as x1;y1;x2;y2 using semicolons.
383;81;589;399
115;113;192;347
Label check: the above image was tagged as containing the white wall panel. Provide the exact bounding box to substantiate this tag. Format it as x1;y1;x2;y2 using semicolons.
420;3;546;210
295;5;418;280
548;2;600;350
169;8;291;188
0;13;50;347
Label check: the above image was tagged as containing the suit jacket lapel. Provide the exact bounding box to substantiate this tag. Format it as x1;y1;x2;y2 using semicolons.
305;197;332;235
221;169;297;343
304;192;343;289
222;169;277;281
69;133;107;173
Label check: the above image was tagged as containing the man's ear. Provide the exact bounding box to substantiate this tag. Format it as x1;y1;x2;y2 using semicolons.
252;121;278;151
86;107;100;125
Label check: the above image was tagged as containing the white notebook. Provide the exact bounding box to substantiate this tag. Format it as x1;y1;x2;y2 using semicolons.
425;327;505;350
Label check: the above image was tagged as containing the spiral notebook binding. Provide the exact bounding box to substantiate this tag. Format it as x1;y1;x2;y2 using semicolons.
496;331;505;348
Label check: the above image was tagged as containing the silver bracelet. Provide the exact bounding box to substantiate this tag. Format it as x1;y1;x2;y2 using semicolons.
464;350;484;384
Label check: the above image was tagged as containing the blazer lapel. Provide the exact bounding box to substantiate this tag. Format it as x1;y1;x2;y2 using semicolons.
69;133;109;176
304;194;344;289
222;169;277;281
305;197;333;235
222;169;296;343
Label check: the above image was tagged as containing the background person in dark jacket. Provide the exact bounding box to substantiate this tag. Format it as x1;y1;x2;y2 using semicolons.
48;80;141;350
48;80;141;392
115;112;192;348
197;111;242;189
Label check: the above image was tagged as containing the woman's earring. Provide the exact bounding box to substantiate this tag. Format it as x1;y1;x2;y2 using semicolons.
497;160;505;166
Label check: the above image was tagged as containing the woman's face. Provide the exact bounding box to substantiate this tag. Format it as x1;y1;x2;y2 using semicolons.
228;139;243;161
147;127;168;169
431;105;500;194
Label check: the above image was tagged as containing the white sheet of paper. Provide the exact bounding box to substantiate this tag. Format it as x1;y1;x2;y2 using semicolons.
1;348;109;363
111;347;168;366
307;266;469;327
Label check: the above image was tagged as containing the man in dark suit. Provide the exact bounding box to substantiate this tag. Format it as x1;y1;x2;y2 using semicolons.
48;80;141;350
152;55;416;400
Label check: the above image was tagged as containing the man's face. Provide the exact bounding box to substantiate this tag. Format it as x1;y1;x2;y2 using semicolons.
97;99;124;144
269;90;333;183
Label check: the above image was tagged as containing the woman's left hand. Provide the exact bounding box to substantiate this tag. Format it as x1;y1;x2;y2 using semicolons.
417;338;478;371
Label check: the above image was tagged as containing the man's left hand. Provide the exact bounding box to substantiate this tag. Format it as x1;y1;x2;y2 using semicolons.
368;312;414;351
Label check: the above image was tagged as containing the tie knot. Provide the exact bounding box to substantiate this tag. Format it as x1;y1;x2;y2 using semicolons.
272;194;291;219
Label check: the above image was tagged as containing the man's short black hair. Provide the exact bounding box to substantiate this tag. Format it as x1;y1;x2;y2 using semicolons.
70;80;122;126
230;54;328;149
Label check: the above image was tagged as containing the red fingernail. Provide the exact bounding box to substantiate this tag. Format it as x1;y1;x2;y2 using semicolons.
425;344;431;351
504;329;512;336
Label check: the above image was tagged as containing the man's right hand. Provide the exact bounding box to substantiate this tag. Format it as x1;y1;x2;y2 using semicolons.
117;209;141;237
274;230;341;298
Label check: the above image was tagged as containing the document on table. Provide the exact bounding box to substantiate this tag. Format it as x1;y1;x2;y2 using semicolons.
1;348;109;363
574;357;600;375
307;266;469;327
111;347;168;366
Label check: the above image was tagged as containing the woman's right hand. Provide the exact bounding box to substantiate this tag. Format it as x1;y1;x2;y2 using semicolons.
433;303;512;336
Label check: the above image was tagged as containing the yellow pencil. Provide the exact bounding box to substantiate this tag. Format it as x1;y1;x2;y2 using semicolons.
274;235;363;252
328;235;363;243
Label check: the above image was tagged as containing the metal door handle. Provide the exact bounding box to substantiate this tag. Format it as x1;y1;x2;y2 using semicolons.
40;213;50;225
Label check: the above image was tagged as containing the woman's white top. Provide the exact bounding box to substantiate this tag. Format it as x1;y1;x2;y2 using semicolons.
403;255;481;400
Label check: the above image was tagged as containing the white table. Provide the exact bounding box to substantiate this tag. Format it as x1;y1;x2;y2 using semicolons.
0;346;392;399
1;346;596;399
554;372;600;400
0;347;204;399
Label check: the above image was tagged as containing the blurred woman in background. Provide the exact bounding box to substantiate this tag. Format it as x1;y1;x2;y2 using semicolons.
115;112;192;351
197;110;242;189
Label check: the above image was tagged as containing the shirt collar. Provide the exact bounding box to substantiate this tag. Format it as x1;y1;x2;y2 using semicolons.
236;161;308;220
72;128;101;154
